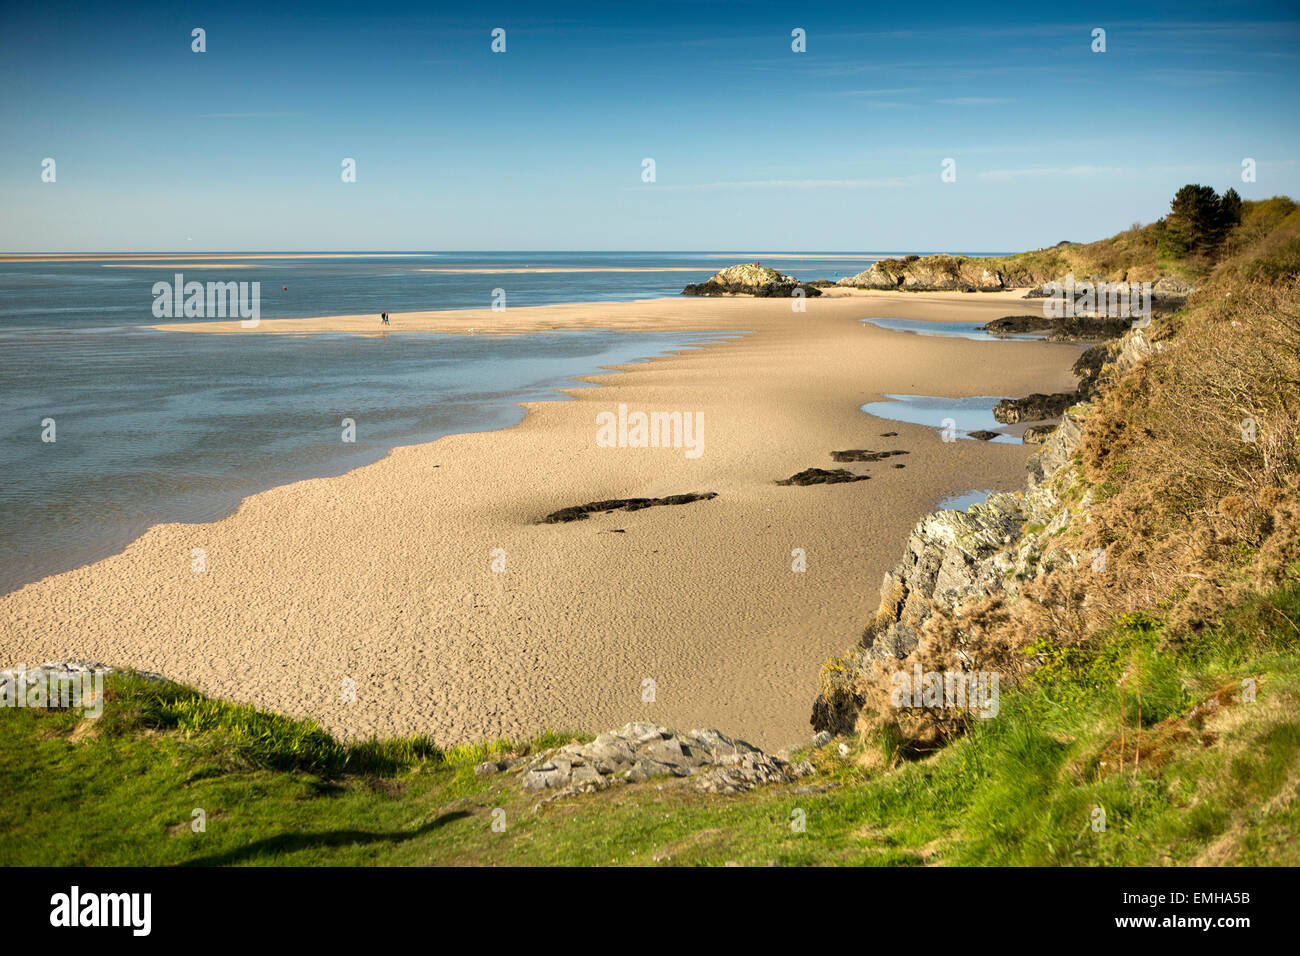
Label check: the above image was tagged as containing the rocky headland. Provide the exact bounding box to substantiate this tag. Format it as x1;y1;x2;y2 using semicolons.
834;248;1204;297
682;263;823;297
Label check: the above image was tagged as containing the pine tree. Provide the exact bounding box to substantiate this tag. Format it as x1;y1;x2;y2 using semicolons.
1158;184;1240;257
1219;187;1244;233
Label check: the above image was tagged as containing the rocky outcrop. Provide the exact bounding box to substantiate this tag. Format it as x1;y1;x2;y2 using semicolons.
682;264;823;298
994;326;1164;432
837;255;1009;292
981;314;1054;334
1025;408;1085;491
516;722;814;807
836;252;1203;298
811;327;1163;736
812;492;1027;735
1153;275;1196;295
980;314;1133;341
811;410;1105;737
0;659;164;696
992;392;1077;424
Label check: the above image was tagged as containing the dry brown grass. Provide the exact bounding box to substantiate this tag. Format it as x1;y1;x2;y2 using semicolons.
850;275;1300;746
1079;277;1300;627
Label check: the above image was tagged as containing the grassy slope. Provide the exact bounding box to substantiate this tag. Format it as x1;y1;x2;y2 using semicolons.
5;583;1298;866
968;196;1300;284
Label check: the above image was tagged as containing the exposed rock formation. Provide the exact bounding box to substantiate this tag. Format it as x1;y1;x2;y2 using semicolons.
980;314;1133;341
516;722;814;807
811;327;1162;736
830;449;909;462
1021;424;1057;444
836;255;1010;292
542;492;717;523
992;392;1077;424
0;659;164;697
776;468;869;486
836;253;1202;297
682;264;823;298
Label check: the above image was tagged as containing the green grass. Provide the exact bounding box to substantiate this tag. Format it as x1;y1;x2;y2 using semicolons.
865;195;1297;290
3;586;1298;866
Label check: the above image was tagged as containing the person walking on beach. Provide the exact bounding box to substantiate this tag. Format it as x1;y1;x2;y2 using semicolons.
380;312;389;326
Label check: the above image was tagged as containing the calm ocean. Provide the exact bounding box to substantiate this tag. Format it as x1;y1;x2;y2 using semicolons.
0;251;1002;594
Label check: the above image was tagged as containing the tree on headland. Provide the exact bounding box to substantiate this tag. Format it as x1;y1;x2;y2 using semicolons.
1157;184;1244;258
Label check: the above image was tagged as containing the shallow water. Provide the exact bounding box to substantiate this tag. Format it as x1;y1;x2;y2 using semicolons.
861;317;1048;341
938;488;999;511
860;394;1022;443
0;324;733;594
0;252;1017;594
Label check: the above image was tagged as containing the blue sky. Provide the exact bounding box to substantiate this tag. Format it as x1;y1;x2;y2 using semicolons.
2;0;1298;251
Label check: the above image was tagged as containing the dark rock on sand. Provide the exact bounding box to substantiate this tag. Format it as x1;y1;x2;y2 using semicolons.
967;430;1000;441
1022;424;1058;444
981;314;1132;341
777;468;869;486
981;314;1056;335
1046;317;1134;341
992;392;1077;424
830;449;909;463
542;492;717;523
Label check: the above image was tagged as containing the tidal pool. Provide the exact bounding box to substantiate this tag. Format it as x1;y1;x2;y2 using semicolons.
860;393;1022;443
862;317;1048;341
939;488;999;511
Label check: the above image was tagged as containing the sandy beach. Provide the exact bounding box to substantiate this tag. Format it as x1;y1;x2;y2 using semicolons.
5;291;1080;749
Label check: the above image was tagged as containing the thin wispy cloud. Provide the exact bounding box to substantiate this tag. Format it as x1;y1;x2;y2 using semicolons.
652;177;916;191
934;97;1011;105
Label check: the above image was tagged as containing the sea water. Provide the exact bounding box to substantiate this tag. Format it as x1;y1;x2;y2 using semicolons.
1;251;1013;593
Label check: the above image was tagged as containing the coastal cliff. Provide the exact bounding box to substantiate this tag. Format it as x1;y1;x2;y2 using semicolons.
812;327;1160;736
815;277;1298;775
